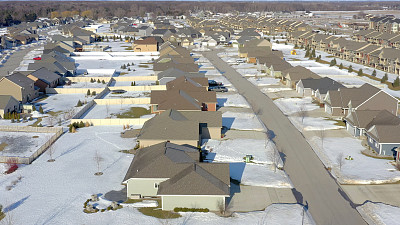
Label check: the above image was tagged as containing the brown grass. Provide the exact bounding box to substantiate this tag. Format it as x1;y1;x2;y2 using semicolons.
0;142;8;152
138;199;181;219
114;107;150;118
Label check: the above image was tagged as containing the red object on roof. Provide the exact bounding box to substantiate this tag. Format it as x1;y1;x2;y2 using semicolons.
33;57;41;60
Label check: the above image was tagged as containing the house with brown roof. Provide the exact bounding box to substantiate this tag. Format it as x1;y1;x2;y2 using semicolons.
281;66;320;88
256;53;292;78
122;142;230;211
27;68;61;92
346;110;400;138
133;37;159;52
296;77;345;102
366;125;400;157
137;109;222;148
324;83;398;118
0;73;39;103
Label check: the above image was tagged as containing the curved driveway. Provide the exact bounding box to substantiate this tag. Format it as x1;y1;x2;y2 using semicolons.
203;50;367;225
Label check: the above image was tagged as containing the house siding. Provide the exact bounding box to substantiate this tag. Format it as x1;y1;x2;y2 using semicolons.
126;178;168;198
161;195;225;211
381;144;400;156
138;139;199;148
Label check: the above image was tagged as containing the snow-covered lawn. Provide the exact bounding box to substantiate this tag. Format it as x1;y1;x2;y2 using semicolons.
289;116;344;131
358;202;400;225
237;68;261;77
81;104;150;119
222;111;264;131
262;87;293;93
58;82;107;89
217;93;250;108
232;63;257;69
230;163;292;188
248;77;280;86
203;139;275;164
273;97;319;115
109;80;155;87
102;91;150;99
202;139;291;188
201;69;222;76
0;131;54;157
309;137;400;184
0;126;137;224
37;94;95;113
308;67;350;75
74;57;154;71
288;60;324;68
95;41;131;52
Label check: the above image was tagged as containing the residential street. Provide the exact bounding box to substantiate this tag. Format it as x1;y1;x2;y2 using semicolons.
0;44;42;77
203;50;367;225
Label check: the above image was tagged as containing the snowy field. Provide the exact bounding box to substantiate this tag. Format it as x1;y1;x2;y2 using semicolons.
217;93;250;108
310;137;400;184
273;97;319;115
201;69;222;76
95;41;131;52
248;77;280;86
74;57;154;71
81;104;150;119
223;111;264;131
0;131;53;157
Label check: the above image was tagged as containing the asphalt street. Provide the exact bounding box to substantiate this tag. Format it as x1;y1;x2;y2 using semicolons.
203;50;367;225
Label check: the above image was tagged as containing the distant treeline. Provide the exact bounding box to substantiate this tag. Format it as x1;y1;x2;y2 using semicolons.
0;1;400;26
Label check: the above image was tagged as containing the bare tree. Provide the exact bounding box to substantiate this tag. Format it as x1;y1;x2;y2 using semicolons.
336;152;345;171
105;103;110;118
46;116;56;127
298;103;308;125
47;138;55;162
269;145;280;173
319;127;325;149
94;151;104;176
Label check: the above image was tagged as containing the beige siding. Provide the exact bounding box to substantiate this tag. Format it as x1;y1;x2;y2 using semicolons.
126;178;168;198
139;139;199;148
0;79;23;102
161;196;225;211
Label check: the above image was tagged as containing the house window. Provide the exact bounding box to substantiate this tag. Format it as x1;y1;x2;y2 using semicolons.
154;183;159;189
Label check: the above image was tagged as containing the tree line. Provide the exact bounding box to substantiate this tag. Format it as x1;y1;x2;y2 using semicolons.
0;1;400;26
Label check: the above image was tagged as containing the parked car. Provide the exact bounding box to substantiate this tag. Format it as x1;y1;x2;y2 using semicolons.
33;57;41;60
208;80;222;87
208;86;228;92
236;59;245;63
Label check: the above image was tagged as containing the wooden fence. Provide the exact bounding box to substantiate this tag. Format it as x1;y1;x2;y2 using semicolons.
0;126;64;164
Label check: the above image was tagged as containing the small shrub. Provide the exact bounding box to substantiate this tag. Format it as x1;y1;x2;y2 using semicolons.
29;117;33;121
87;89;91;96
358;69;363;76
76;100;83;107
102;80;105;84
101;209;106;212
79;121;85;128
92;91;96;96
372;70;377;77
97;79;101;83
39;106;44;114
173;207;209;213
348;65;353;73
107;206;112;211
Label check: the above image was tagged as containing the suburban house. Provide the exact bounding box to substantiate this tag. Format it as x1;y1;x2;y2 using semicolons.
165;76;209;92
137;109;222;148
346;110;400;138
281;66;320;88
150;89;217;113
366;125;400;157
323;83;395;118
256;53;292;77
238;39;272;59
157;68;205;85
296;77;345;103
0;95;21;119
27;68;61;92
0;73;39;103
133;37;159;52
153;61;199;75
122;142;230;211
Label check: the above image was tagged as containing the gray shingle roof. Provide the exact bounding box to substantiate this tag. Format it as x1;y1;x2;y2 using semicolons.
30;67;61;84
